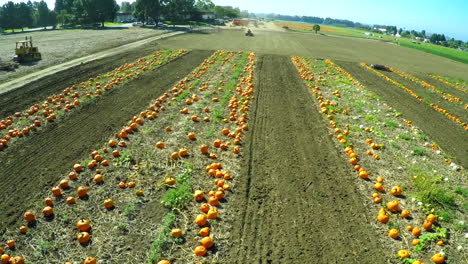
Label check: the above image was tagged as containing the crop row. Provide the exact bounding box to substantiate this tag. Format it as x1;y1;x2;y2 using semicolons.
360;63;468;131
292;56;465;264
0;50;255;264
387;67;466;109
0;49;188;152
428;74;467;93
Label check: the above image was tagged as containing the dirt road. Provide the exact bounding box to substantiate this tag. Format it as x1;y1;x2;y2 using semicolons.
224;55;388;263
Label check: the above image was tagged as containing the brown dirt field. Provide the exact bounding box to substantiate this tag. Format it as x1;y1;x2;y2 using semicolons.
223;55;388;263
0;50;213;234
0;28;167;83
337;61;468;168
155;29;468;79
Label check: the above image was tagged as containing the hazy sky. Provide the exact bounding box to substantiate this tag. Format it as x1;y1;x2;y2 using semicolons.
1;0;466;41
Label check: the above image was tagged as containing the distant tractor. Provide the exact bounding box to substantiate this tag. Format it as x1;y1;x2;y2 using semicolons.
245;28;254;36
13;36;42;63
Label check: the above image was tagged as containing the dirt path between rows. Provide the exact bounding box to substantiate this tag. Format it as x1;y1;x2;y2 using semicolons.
224;55;388;263
337;61;468;168
0;50;213;234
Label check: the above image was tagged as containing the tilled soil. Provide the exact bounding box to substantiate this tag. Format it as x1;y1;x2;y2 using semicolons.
337;61;468;168
0;50;213;234
224;55;388;263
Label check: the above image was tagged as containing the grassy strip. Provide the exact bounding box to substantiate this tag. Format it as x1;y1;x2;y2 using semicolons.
147;212;177;264
398;40;468;65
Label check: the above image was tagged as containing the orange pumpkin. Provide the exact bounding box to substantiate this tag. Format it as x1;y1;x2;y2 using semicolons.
77;186;88;198
68;171;78;180
193;190;204;201
66;197;76;205
373;183;384;192
51;186;62;197
208;196;219;206
377;213;389;223
200;236;214;249
400;209;410;218
19;226;27;234
412;239;420;246
422;220;432;231
397;249;409;259
165;177;176;186
200;144;209;154
199;227;210;237
207;208;218;219
155;141;165;149
426;213;437;223
83;257;96;264
103;199;114;209
386;200;399;212
77;232;90;244
42;206;53;217
199;203;210;213
6;240;15;249
23;211;35;223
390;186;402;196
1;254;10;264
171;228;183;238
187;133;196;140
93;174;103;183
388;229;398;239
77;219;90;232
156;261;170;264
431;253;445;264
194;245;207;256
412;227;421;237
195;214;207;226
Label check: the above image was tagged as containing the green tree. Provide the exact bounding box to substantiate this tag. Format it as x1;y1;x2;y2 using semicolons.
195;0;214;11
165;0;196;23
120;1;132;12
17;2;34;31
313;24;320;34
73;0;118;27
36;0;51;29
133;0;167;25
0;1;19;32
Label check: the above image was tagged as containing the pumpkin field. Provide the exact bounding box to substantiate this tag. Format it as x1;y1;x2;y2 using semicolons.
0;29;466;264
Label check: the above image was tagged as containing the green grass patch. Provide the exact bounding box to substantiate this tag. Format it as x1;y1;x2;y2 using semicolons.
146;212;176;264
161;170;192;210
412;147;427;156
410;167;456;210
398;134;412;141
398;40;468;65
413;228;447;252
384;120;398;129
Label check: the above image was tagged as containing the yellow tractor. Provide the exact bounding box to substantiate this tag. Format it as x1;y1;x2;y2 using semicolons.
13;36;41;63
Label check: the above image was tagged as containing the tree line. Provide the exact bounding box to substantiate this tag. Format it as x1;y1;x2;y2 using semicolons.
0;0;247;31
257;12;468;49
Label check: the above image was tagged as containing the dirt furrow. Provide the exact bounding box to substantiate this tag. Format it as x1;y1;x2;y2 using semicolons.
225;55;388;263
0;50;213;234
337;61;468;168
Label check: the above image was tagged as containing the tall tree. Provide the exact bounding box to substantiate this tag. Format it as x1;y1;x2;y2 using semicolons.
195;0;214;11
17;2;34;31
36;0;51;29
120;1;132;12
95;0;119;26
133;0;167;25
313;24;320;34
165;0;196;22
0;1;19;32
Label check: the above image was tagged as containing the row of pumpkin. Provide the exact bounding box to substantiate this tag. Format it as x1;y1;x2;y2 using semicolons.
292;56;448;264
0;50;188;152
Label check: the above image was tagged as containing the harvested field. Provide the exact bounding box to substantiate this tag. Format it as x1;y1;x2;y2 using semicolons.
156;29;468;79
0;27;167;83
0;28;466;264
